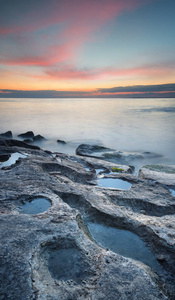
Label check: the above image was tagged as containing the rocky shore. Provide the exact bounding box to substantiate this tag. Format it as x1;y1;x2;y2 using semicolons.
0;136;175;300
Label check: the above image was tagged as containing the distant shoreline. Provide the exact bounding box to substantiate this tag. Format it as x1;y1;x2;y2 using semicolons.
1;96;175;99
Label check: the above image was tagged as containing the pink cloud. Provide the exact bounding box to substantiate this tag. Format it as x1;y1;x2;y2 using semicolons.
42;64;174;81
0;0;144;68
0;1;141;36
0;42;75;67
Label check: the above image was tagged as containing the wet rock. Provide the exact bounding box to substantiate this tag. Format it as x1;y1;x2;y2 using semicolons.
23;139;33;143
57;139;66;144
0;131;13;138
33;134;45;141
0;154;11;162
76;143;161;165
138;164;175;186
157;254;166;262
18;131;34;139
0;138;40;150
76;144;114;156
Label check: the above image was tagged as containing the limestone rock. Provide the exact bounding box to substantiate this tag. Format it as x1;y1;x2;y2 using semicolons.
138;164;175;186
76;144;161;165
0;142;175;299
76;144;113;156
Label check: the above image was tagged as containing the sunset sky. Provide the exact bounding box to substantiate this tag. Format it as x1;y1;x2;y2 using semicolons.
0;0;175;98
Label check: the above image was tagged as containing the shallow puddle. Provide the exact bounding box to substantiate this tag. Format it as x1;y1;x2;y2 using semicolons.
48;248;87;283
169;188;175;196
95;168;105;174
97;178;132;190
84;167;91;171
0;152;26;168
88;222;160;272
18;197;51;214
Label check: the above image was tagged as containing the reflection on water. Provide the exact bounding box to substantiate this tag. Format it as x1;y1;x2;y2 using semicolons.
18;197;51;214
97;178;132;190
88;222;160;272
0;152;26;168
48;248;87;283
95;168;105;174
169;188;175;196
0;98;175;168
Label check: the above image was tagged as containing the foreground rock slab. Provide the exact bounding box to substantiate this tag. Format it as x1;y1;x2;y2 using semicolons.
0;139;175;300
139;164;175;186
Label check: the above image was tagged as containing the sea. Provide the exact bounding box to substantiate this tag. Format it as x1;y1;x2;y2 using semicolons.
0;97;175;172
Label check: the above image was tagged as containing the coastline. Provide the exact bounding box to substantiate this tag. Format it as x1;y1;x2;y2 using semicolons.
0;136;175;299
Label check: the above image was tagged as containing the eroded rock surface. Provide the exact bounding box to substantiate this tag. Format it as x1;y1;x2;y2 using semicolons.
0;139;175;299
76;143;162;165
139;165;175;187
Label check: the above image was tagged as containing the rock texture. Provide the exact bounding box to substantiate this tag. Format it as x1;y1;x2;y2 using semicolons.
76;143;162;165
139;165;175;187
57;139;66;144
0;131;13;139
0;139;175;300
33;134;46;141
18;131;34;139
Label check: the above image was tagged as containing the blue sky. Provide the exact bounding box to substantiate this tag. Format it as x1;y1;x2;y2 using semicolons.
0;0;175;97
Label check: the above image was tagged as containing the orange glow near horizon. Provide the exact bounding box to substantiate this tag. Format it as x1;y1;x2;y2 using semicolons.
1;63;175;92
0;0;175;97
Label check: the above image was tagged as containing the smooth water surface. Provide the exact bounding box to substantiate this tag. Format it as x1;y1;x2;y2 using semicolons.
95;168;105;174
48;248;87;283
18;197;51;214
97;178;132;190
0;98;175;168
169;188;175;196
84;167;91;171
88;222;160;271
0;152;26;168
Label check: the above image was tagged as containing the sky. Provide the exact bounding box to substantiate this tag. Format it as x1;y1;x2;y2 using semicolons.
0;0;175;98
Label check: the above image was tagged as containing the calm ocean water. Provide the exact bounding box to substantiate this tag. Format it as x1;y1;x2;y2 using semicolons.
0;98;175;169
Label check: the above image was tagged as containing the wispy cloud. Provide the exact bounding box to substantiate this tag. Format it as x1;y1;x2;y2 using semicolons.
0;89;91;98
0;43;74;67
0;0;141;36
0;0;145;68
39;64;174;81
98;83;175;93
0;0;174;92
96;83;175;98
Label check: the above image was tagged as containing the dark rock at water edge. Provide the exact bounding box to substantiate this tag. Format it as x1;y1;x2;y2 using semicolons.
18;131;34;139
23;139;33;143
0;138;40;150
76;143;162;165
76;144;114;156
0;154;11;162
33;134;46;141
0;131;13;138
23;135;45;144
57;139;66;144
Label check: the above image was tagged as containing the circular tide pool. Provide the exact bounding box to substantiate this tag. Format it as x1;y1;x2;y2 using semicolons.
18;197;51;214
